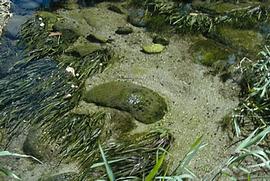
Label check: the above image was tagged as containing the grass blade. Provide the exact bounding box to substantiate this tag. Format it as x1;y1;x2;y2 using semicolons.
0;151;43;164
145;151;166;181
175;136;206;175
98;143;115;181
0;167;21;180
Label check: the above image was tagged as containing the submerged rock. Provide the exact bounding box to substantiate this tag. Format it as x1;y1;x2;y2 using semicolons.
216;27;263;55
190;39;235;67
83;81;167;124
142;44;165;54
115;26;133;35
23;127;59;161
86;33;108;43
128;8;146;27
153;35;170;46
65;36;102;57
5;15;30;39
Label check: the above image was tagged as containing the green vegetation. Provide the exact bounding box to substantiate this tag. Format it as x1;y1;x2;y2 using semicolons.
2;0;270;180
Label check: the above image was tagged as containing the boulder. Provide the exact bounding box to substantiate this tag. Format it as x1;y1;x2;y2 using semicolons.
83;81;167;124
65;36;102;57
23;126;59;161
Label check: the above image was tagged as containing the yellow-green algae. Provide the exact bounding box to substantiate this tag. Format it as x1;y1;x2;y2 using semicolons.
142;43;165;54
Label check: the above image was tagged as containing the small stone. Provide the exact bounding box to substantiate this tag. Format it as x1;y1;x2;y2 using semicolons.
86;33;108;43
115;26;133;35
142;44;165;54
153;35;170;46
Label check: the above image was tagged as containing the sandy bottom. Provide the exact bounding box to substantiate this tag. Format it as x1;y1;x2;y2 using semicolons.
84;2;240;177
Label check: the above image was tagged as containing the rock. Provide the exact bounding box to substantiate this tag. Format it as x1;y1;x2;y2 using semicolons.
190;38;237;74
153;35;170;46
108;4;125;14
83;81;167;124
216;27;263;55
65;36;102;57
115;26;133;35
142;44;165;54
128;8;146;27
86;33;108;43
5;15;30;39
39;172;78;181
23;127;58;161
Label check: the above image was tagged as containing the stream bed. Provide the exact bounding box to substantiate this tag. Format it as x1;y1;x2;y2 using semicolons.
0;0;268;180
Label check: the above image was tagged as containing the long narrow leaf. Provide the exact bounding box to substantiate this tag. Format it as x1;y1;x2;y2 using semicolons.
145;151;166;181
0;151;43;164
0;167;21;180
98;144;115;181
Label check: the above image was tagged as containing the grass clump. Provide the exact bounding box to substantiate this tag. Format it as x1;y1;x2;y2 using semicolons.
143;0;270;33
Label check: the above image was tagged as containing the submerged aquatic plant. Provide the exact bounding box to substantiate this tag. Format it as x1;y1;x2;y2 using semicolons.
230;46;270;136
43;109;172;180
206;126;270;180
143;0;270;33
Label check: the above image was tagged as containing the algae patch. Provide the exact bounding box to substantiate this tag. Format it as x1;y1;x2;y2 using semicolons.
83;81;167;124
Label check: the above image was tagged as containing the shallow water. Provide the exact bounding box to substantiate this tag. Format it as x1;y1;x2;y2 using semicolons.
0;0;268;180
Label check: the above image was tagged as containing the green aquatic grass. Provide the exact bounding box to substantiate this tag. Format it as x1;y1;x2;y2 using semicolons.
145;151;166;181
144;0;270;33
99;143;115;181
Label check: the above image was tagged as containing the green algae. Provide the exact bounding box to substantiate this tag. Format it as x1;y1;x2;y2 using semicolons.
83;81;168;124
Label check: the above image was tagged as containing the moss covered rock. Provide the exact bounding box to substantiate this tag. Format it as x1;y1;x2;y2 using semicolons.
217;27;263;54
190;39;236;67
142;44;165;54
190;38;238;76
83;81;167;124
